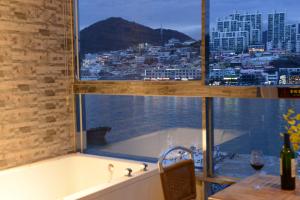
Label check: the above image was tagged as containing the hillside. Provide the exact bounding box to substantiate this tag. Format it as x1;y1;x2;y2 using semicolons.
80;17;193;54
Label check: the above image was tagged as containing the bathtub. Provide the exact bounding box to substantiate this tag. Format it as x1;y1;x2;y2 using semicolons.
0;153;164;200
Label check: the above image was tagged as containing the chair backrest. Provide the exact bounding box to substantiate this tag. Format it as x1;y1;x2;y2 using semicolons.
158;146;197;200
160;159;196;200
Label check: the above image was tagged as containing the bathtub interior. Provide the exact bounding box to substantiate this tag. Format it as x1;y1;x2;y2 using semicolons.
67;154;154;195
0;154;155;200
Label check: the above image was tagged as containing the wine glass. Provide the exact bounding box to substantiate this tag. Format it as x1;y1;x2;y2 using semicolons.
250;150;265;190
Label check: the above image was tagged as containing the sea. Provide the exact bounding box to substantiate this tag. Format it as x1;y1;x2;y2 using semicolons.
83;95;300;157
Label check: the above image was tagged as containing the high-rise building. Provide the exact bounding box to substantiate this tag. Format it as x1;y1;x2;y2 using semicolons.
296;23;300;53
267;12;286;50
285;23;300;53
285;24;297;52
211;12;262;53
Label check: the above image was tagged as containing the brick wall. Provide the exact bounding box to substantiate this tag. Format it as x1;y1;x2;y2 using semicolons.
0;0;75;169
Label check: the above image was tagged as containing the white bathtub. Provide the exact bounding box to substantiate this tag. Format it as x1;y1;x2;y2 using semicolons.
0;153;164;200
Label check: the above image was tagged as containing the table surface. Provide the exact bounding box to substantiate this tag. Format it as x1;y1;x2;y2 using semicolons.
209;175;300;200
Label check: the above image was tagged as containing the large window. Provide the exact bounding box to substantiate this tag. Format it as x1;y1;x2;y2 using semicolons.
209;0;300;86
74;0;300;199
213;98;300;178
79;95;202;166
78;0;201;81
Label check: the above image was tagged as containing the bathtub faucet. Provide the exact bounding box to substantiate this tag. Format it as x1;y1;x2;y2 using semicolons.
142;163;148;171
125;168;133;177
108;164;114;173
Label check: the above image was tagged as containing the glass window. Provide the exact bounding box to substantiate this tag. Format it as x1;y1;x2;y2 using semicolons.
213;98;300;178
75;0;300;191
78;0;201;81
209;0;300;86
78;95;203;166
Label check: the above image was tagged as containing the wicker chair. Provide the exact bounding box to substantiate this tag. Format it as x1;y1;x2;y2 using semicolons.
158;146;197;200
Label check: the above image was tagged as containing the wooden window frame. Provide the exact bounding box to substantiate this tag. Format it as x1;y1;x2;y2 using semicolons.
71;0;299;199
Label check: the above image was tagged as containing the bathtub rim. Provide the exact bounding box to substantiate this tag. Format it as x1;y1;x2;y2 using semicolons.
0;153;159;200
64;153;159;200
0;153;156;174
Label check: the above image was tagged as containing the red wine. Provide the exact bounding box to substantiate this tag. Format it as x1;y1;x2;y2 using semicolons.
251;164;264;171
280;134;296;190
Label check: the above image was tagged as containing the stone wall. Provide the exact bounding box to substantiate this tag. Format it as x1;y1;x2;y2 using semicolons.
0;0;75;169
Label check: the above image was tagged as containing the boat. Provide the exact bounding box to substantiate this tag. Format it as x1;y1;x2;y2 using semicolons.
86;127;112;145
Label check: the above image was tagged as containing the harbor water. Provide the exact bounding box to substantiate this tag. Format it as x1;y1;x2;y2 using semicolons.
84;95;300;157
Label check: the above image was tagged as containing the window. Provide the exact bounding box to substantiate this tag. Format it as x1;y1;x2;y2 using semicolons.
78;0;201;81
78;95;202;167
74;0;300;199
213;98;300;178
209;0;300;86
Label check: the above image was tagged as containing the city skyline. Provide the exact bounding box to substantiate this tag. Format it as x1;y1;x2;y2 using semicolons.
79;0;300;40
210;11;300;53
210;0;300;25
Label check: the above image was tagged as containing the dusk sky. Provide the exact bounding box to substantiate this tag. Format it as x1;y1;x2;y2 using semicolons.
79;0;300;40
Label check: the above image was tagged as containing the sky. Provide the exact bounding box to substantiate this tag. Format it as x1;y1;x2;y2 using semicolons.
79;0;300;40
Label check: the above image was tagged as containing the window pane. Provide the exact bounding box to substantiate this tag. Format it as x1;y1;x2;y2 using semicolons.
209;0;300;86
78;1;201;81
79;95;202;166
213;98;300;178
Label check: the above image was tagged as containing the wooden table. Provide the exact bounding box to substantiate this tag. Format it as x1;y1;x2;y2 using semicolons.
209;175;300;200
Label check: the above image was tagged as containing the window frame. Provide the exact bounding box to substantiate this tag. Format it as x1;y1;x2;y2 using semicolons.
71;0;300;198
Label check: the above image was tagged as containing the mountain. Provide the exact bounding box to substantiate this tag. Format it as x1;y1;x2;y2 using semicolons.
80;17;193;54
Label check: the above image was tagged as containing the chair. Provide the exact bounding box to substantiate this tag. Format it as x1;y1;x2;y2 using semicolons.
158;146;197;200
